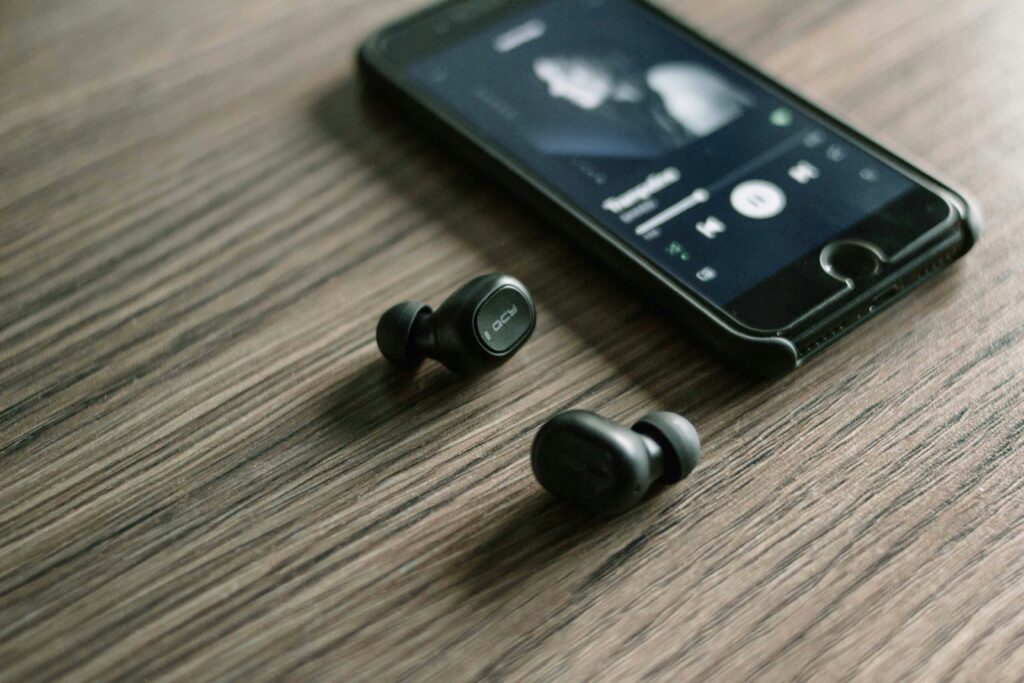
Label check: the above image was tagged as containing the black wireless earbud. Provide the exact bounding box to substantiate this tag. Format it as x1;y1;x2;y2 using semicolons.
376;273;536;375
531;410;700;514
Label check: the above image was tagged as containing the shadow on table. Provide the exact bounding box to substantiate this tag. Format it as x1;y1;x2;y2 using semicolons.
318;356;486;453
445;477;701;606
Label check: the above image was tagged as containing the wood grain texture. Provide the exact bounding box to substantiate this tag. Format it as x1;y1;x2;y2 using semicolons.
2;0;1023;680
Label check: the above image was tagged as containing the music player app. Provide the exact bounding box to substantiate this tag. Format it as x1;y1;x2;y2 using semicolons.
410;0;915;305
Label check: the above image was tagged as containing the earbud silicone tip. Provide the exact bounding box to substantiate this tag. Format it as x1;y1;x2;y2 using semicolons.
632;412;701;483
376;302;431;370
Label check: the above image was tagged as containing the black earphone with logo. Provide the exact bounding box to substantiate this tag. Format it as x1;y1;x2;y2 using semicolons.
377;273;535;375
377;273;700;513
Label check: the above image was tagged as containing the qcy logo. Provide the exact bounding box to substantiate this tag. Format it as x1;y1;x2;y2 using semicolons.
484;305;518;340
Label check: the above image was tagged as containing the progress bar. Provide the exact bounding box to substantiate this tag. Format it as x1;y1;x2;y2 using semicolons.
635;188;710;237
631;129;811;238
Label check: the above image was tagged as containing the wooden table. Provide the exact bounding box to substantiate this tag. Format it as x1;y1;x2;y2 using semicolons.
2;0;1023;680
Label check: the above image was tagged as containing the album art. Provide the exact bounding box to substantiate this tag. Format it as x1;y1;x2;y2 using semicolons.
530;56;752;158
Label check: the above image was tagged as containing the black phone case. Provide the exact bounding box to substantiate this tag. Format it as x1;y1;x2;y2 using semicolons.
356;0;982;378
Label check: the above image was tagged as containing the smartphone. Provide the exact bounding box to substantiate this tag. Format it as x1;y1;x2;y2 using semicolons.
358;0;981;377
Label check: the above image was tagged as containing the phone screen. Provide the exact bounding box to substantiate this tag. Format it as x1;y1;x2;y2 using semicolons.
393;0;952;323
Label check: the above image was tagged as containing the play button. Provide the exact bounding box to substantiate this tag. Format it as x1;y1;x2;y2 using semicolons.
730;180;787;220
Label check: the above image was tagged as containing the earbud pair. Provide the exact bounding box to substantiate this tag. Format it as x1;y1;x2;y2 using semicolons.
376;273;700;514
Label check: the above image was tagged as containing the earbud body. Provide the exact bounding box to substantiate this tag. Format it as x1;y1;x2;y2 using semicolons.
377;273;535;375
531;410;700;514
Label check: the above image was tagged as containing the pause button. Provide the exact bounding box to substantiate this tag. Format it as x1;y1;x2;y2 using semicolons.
730;180;787;220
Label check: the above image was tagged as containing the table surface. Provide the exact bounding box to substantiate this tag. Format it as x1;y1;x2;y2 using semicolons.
2;0;1023;680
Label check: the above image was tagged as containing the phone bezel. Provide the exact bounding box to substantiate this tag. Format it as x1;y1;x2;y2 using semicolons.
360;0;970;340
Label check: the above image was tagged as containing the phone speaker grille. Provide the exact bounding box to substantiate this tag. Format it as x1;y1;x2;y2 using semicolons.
797;245;962;358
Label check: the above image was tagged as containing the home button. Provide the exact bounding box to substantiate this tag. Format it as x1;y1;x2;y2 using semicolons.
820;241;883;283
